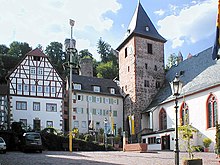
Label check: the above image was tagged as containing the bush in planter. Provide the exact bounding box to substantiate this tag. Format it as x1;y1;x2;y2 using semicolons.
203;137;212;151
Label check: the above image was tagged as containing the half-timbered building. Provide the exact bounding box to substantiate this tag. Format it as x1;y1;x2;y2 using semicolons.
7;48;63;131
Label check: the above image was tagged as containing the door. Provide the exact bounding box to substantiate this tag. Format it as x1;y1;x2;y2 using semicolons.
161;135;170;150
33;119;41;131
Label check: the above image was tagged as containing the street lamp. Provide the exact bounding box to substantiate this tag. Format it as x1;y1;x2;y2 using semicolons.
170;73;183;165
104;118;108;151
64;19;76;152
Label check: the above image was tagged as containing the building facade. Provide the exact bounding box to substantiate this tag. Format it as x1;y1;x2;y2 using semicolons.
116;2;166;135
64;74;123;135
7;48;63;131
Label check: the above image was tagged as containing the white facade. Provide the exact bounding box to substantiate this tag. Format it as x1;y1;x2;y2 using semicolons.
8;49;63;131
142;84;220;152
72;91;123;135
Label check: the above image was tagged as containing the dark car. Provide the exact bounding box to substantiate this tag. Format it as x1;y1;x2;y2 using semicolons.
0;137;6;154
20;132;43;153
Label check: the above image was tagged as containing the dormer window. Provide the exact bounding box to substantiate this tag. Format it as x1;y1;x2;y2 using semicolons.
146;26;149;31
74;83;82;90
93;86;100;92
110;88;115;94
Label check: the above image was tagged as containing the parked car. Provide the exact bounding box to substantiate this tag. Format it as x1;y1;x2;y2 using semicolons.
20;132;43;153
0;137;6;154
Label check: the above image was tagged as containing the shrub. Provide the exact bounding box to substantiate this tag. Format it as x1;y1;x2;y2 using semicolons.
203;138;212;148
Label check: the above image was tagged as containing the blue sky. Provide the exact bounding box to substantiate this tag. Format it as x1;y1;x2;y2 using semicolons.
0;0;218;63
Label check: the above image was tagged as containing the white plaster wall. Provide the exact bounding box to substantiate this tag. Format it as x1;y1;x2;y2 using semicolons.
11;96;62;130
72;92;123;134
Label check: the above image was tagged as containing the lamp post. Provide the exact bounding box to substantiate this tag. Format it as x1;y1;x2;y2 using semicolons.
170;73;183;165
64;19;76;152
104;118;108;151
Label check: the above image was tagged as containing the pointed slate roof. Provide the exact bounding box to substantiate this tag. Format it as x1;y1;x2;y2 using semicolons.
117;2;166;50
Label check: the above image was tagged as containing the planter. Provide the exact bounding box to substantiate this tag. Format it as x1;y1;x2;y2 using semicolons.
183;159;203;165
204;148;209;152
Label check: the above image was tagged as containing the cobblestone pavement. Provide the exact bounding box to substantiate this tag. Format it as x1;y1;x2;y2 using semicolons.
0;151;219;165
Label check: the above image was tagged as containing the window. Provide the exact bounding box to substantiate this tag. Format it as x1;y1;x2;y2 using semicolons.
17;84;22;91
110;88;115;94
113;110;117;117
145;63;148;69
37;86;42;93
45;86;50;93
46;121;53;127
148;137;156;144
125;47;128;58
156;81;161;88
33;56;41;61
93;86;100;92
180;102;189;125
145;26;149;31
154;65;157;71
77;94;83;101
74;121;79;128
31;85;36;92
46;103;57;112
24;84;29;92
74;83;81;90
92;109;96;115
159;108;167;130
77;108;83;114
82;121;86;128
33;102;40;111
96;97;100;103
30;67;36;74
87;96;92;102
207;94;218;128
147;43;153;54
105;98;109;104
51;87;55;93
38;67;43;75
16;101;27;110
128;66;130;72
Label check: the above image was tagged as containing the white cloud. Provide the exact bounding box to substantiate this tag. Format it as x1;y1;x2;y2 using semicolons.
0;0;121;57
154;9;165;16
158;0;217;48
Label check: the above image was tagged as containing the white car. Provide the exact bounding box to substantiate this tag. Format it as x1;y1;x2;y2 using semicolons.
0;137;6;154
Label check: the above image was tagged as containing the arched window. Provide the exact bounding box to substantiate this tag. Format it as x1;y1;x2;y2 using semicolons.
207;94;218;128
180;102;189;125
159;108;167;130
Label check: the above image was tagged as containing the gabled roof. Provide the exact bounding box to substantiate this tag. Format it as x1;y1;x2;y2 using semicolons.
72;74;122;96
26;48;46;57
143;47;217;113
117;2;166;51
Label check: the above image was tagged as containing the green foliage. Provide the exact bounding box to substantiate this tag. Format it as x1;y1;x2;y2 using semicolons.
203;137;212;148
8;41;32;57
192;145;204;152
166;53;178;70
79;49;93;59
84;134;94;142
0;44;9;55
97;61;118;79
179;124;198;159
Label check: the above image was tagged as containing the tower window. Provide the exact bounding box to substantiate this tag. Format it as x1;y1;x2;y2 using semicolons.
147;43;153;54
146;26;149;31
144;80;149;87
145;63;148;69
156;81;160;88
128;66;130;72
154;65;157;71
125;47;128;58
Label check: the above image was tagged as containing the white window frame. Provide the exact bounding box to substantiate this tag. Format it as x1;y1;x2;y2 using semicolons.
30;67;36;74
46;121;53;127
17;84;22;91
110;88;115;94
37;67;43;75
93;86;100;92
37;86;42;93
16;101;27;110
82;121;86;128
46;103;57;112
24;84;29;92
74;121;79;128
33;102;40;111
74;83;81;90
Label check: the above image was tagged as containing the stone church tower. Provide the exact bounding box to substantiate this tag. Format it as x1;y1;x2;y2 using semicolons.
116;2;166;137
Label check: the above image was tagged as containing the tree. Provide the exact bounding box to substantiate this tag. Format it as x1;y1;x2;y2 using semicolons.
166;53;178;70
8;41;32;57
79;49;93;59
97;38;111;63
45;42;66;75
0;45;9;55
96;61;118;79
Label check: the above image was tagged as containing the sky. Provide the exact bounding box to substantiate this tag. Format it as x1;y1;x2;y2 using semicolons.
0;0;218;63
